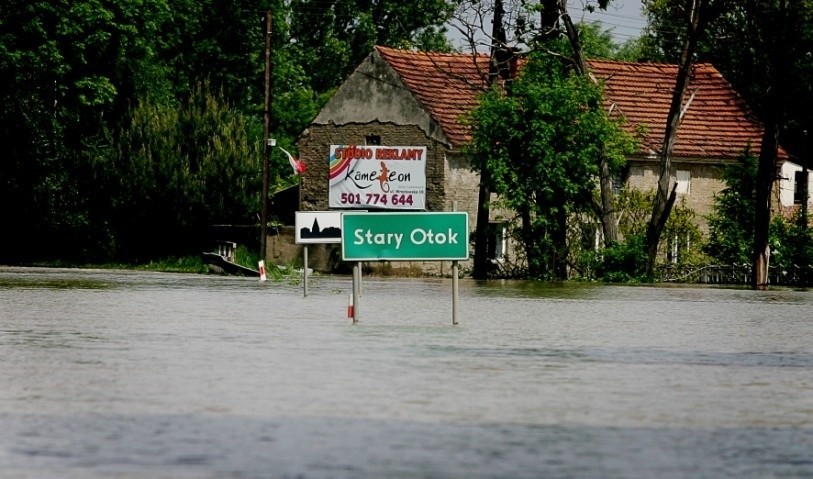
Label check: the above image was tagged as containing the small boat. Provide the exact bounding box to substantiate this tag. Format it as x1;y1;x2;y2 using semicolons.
201;252;260;277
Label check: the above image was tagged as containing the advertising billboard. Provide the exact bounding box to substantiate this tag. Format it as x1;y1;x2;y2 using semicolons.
328;145;427;210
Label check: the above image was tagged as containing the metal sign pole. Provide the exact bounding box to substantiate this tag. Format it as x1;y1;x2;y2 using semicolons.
352;262;360;323
303;246;309;297
452;260;459;325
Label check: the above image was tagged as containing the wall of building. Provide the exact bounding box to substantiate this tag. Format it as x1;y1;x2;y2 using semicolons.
779;160;812;208
625;158;729;231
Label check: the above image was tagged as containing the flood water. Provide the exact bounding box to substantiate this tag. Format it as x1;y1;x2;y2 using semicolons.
1;266;812;478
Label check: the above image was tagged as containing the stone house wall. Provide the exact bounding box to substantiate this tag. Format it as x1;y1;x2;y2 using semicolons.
626;158;729;232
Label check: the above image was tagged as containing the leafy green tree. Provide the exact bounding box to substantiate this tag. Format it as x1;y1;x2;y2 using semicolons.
705;150;812;286
467;50;633;279
287;0;454;93
0;0;173;261
703;152;758;266
110;84;261;259
643;0;813;287
770;209;813;286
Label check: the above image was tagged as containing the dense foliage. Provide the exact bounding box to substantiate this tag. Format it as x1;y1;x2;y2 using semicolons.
705;152;813;285
466;49;635;279
108;84;262;260
0;0;453;263
703;152;758;266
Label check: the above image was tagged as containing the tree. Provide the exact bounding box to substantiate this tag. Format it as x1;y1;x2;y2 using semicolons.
467;49;633;279
641;0;709;278
110;84;261;259
644;0;813;288
0;0;173;261
703;152;758;266
455;0;635;278
705;149;812;286
287;0;454;94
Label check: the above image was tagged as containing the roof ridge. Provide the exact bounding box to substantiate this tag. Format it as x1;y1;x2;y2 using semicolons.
375;45;491;62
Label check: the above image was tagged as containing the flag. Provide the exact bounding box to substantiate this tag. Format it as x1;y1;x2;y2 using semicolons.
280;147;306;175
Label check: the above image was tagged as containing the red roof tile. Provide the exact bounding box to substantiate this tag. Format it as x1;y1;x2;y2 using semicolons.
375;46;784;160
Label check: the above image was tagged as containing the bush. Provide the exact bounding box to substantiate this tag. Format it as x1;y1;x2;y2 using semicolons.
595;235;648;282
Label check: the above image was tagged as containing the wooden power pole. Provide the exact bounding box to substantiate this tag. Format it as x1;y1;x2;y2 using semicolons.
260;10;272;261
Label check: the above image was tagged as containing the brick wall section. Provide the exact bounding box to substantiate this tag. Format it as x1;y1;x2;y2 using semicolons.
299;122;447;212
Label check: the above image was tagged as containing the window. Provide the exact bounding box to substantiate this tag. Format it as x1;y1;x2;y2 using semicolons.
612;173;624;195
676;170;691;195
580;223;602;252
794;170;809;205
365;135;381;145
487;222;508;261
668;233;692;264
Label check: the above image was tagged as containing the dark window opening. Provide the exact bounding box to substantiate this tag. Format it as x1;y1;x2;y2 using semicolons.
612;173;624;195
365;135;381;145
486;222;507;260
794;170;808;205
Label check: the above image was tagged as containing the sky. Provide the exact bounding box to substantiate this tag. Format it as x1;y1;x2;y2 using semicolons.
568;0;647;43
447;0;648;51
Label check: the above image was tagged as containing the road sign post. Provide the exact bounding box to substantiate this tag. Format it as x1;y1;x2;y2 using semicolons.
342;212;469;325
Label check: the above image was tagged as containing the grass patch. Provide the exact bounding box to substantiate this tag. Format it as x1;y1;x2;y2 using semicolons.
136;255;208;273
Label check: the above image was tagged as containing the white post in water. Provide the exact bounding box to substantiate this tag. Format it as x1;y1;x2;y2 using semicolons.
303;246;309;297
352;262;360;323
258;260;267;282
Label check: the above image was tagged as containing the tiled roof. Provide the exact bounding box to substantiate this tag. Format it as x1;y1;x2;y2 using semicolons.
376;46;491;146
375;46;784;160
588;60;785;159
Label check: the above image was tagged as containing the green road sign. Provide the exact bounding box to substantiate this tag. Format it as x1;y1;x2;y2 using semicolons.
342;212;469;261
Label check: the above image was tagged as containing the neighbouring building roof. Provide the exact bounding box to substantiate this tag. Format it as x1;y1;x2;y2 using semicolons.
374;45;787;161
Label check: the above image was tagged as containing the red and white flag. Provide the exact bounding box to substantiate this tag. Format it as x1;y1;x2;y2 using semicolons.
280;147;306;175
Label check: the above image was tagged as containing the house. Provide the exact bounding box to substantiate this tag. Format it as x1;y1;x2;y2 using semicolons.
294;46;804;275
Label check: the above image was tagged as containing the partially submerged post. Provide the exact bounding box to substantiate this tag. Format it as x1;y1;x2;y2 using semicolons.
352;262;361;323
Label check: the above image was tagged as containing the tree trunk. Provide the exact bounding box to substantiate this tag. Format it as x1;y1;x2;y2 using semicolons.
750;0;791;290
599;152;619;244
645;0;706;277
553;204;568;279
560;4;617;245
752;121;779;289
472;177;491;279
473;0;508;279
520;205;536;277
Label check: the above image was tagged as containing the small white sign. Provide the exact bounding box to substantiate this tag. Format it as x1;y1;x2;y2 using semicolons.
295;211;343;244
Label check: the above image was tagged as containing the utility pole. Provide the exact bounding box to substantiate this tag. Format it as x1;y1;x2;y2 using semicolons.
802;130;809;286
260;10;272;261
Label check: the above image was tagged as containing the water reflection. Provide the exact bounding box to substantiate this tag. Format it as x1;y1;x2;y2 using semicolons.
0;267;811;478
